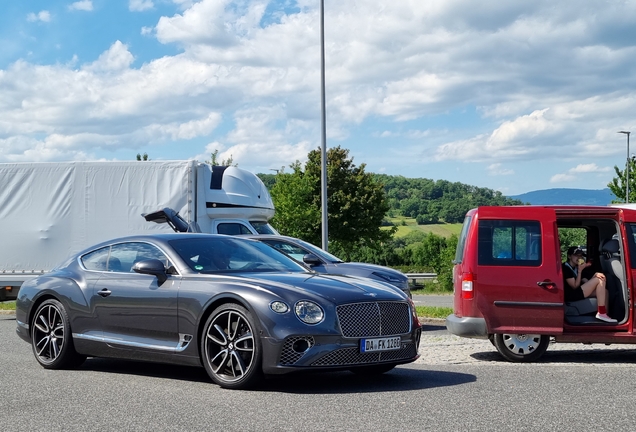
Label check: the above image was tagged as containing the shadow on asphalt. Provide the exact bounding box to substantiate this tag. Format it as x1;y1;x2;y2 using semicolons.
256;368;476;394
421;324;447;332
79;358;476;393
470;346;636;364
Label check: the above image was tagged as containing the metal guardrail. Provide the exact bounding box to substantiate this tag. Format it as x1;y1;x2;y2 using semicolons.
404;273;437;285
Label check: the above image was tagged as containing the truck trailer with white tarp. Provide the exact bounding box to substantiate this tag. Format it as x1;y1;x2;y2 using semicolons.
0;160;276;300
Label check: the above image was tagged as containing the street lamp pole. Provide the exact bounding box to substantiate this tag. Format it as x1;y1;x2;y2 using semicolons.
319;0;328;251
619;131;631;203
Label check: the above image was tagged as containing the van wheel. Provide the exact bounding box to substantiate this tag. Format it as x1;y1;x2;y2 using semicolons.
493;333;549;362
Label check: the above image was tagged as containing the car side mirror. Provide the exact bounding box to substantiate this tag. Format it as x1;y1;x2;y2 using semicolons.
133;259;168;285
302;253;322;267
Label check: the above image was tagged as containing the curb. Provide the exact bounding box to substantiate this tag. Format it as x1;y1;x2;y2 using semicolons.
0;310;16;316
419;317;446;325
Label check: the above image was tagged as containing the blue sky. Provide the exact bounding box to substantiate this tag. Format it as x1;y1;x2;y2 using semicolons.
2;1;636;195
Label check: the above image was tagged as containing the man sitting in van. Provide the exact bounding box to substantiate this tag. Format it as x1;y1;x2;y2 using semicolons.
563;246;617;323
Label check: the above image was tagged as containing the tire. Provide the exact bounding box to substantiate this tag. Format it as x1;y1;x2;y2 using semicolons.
31;299;86;369
350;364;396;375
493;333;549;362
201;304;262;389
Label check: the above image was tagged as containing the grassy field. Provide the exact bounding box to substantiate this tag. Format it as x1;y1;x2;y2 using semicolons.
415;306;453;319
385;217;462;239
0;301;15;310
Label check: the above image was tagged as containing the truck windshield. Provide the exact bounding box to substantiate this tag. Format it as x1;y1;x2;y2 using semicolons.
454;215;472;264
250;221;279;235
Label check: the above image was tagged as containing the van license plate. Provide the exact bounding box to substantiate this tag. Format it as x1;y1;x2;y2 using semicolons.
360;337;401;353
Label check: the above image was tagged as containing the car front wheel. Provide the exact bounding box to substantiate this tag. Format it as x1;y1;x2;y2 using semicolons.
493;333;549;362
201;303;262;389
31;299;86;369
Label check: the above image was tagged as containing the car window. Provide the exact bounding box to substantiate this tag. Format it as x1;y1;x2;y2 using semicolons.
110;242;172;272
249;221;277;234
81;247;111;271
217;223;254;235
262;240;308;261
169;237;308;274
454;215;472;264
478;220;542;266
626;224;636;269
81;243;172;272
291;238;343;263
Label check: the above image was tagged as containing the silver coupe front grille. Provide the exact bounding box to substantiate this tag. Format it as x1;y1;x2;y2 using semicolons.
336;301;411;338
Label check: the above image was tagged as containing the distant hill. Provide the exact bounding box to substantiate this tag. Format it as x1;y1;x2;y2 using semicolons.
509;188;616;206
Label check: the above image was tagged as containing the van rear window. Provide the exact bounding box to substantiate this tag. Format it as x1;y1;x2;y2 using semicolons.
478;220;542;266
454;215;472;264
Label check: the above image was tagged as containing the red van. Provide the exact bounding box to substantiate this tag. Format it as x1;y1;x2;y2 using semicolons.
446;205;636;362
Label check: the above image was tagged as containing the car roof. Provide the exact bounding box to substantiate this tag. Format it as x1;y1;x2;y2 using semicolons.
79;233;260;254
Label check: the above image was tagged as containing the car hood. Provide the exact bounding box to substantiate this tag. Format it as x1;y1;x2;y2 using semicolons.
333;262;407;279
232;272;406;304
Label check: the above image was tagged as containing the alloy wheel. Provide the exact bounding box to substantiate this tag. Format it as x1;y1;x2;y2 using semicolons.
203;308;256;384
33;304;65;365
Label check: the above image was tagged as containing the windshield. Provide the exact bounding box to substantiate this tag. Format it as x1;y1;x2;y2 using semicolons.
292;238;344;263
169;237;308;274
250;221;279;235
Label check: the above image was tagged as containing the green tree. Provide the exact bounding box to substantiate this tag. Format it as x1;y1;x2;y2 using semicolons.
270;146;395;260
436;234;458;291
608;157;636;203
136;153;149;161
207;149;236;166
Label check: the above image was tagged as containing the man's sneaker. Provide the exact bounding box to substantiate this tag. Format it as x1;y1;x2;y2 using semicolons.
596;313;617;323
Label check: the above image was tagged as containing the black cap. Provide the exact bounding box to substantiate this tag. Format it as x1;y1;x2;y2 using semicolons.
567;246;585;256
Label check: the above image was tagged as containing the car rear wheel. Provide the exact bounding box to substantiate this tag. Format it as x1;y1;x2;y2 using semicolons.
31;299;86;369
201;304;262;389
349;364;396;375
493;333;549;362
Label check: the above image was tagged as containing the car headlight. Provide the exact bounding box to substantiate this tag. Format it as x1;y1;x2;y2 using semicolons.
294;301;324;324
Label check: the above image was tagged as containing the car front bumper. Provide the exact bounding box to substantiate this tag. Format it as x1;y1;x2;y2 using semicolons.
260;326;422;375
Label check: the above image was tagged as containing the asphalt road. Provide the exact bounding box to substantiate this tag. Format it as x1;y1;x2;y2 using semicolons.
5;313;636;431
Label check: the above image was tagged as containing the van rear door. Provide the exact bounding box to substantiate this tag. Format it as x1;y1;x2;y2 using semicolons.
475;206;562;335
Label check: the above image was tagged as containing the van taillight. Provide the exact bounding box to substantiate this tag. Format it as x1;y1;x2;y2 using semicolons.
462;273;474;299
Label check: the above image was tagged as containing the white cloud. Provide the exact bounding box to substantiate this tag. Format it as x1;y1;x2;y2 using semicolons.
550;163;612;184
129;0;154;12
27;11;51;22
488;163;514;176
83;41;134;72
142;113;222;140
570;163;612;174
68;1;93;12
4;0;636;181
550;173;576;183
156;0;234;46
195;106;313;170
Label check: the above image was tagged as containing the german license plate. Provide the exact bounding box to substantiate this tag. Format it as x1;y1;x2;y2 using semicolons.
360;336;401;353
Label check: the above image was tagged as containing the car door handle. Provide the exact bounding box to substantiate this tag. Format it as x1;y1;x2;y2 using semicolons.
537;280;557;290
97;288;112;297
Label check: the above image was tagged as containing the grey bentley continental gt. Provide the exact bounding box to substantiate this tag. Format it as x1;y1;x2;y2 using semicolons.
16;234;421;389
